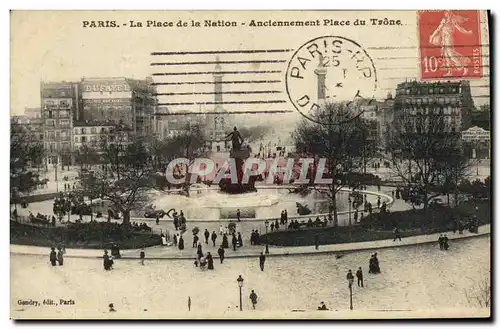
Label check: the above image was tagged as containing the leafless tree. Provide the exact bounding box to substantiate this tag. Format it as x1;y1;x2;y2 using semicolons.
463;275;491;308
78;138;155;225
10;119;45;215
386;112;468;210
292;102;374;225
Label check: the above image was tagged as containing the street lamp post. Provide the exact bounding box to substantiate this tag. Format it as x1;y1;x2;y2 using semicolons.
264;219;269;254
348;276;354;310
237;275;244;311
348;196;352;226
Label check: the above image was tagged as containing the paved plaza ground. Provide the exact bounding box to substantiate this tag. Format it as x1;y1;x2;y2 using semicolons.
10;236;490;319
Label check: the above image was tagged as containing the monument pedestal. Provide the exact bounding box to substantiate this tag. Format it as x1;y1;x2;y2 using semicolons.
219;146;256;194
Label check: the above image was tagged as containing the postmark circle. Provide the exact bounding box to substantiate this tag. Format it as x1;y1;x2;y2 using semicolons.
285;36;378;125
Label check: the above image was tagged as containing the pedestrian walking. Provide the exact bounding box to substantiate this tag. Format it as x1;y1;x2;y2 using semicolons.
438;234;444;250
204;229;210;244
173;213;179;231
222;233;229;248
193;234;199;248
237;232;243;248
314;234;319;250
197;244;204;259
178;235;185;250
237;208;241;222
49;247;57;266
140;248;145;265
232;234;238;251
356;267;364;287
207;252;214;270
173;233;178;246
218;246;225;264
249;290;258;310
57;247;64;266
346;269;354;284
443;234;449;250
393;226;402;242
211;231;217;247
259;252;266;271
188;296;191;312
377;196;381;208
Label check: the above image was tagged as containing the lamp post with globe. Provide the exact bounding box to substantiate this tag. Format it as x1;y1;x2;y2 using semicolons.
264;219;270;254
347;272;354;310
237;275;244;311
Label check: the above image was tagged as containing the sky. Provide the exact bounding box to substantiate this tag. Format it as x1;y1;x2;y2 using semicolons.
10;10;490;119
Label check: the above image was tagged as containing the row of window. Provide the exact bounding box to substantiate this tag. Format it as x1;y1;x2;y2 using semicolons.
43;109;71;119
403;107;461;115
45;131;70;141
74;135;128;143
397;86;461;96
44;119;71;127
398;97;460;105
74;127;108;135
44;142;71;153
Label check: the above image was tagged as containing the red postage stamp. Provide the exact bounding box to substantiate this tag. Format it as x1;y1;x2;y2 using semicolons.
418;10;482;80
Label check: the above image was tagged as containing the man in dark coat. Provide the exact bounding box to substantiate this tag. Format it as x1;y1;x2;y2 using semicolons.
443;234;449;250
250;230;255;245
207;252;214;270
173;233;178;246
254;230;260;245
356;267;364;287
211;231;217;247
173;214;179;230
393;226;402;242
237;209;241;222
193;234;199;248
49;247;57;266
438;234;444;250
178;236;185;250
232;234;238;251
204;229;210;244
249;290;258;310
259;252;266;271
222;233;229;248
217;246;225;264
314;234;319;250
103;250;110;270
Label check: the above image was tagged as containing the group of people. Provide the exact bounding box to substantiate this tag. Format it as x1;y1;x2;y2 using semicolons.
250;230;261;245
49;246;65;266
194;243;215;270
29;212;56;226
167;209;187;232
346;267;365;287
438;234;450;250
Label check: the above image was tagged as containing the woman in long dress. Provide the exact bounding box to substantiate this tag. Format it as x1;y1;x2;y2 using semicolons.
429;11;473;76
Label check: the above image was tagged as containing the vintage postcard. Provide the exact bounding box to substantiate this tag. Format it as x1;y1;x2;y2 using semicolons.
10;10;491;319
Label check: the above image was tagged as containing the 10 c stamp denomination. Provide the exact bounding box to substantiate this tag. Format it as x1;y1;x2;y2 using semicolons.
418;10;482;80
285;36;377;125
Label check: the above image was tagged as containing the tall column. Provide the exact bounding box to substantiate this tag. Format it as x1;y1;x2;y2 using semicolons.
314;54;327;108
212;56;225;150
